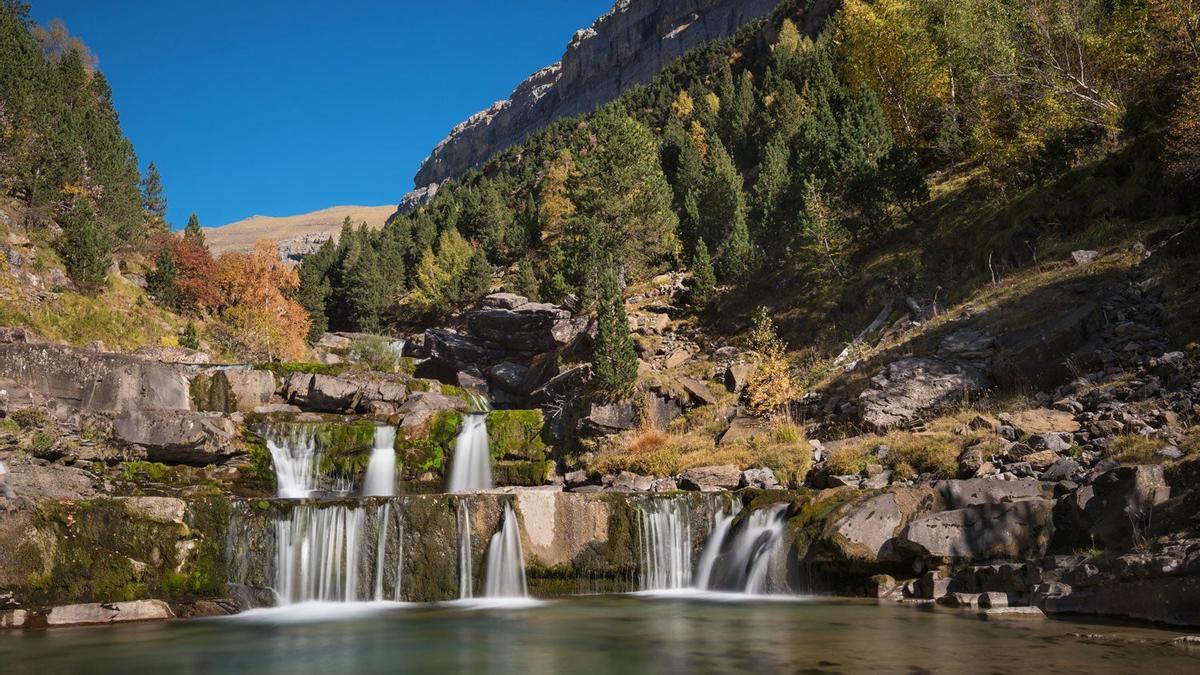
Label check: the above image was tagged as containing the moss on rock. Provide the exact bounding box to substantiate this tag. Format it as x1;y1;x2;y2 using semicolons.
487;410;547;462
397;411;462;479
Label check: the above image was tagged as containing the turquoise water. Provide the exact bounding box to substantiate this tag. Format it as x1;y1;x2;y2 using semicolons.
1;595;1196;674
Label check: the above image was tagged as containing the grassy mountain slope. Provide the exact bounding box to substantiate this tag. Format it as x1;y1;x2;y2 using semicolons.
205;205;396;255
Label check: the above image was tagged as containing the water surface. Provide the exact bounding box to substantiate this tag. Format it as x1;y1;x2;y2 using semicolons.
1;596;1196;674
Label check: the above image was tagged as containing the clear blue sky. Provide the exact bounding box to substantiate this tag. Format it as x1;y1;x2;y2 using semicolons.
29;0;612;228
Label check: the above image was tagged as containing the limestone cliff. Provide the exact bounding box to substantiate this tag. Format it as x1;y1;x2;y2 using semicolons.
410;0;780;192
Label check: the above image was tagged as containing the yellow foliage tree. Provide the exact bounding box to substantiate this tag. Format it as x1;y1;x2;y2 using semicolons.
538;149;577;237
744;308;799;419
211;240;309;361
671;90;695;121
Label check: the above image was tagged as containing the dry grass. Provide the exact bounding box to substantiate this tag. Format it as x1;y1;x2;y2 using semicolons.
1106;435;1167;464
591;419;812;484
824;429;979;479
205;204;395;255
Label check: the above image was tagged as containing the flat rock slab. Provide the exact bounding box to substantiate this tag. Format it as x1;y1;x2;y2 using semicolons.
46;600;175;626
1004;409;1081;435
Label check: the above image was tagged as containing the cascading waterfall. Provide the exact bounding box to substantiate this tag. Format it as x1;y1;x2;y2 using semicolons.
446;414;492;493
638;499;693;590
695;503;789;594
483;503;528;597
693;500;741;590
271;502;402;604
265;426;322;499
362;425;398;497
457;499;474;599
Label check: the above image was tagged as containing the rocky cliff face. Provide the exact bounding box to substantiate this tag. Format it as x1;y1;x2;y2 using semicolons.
411;0;779;192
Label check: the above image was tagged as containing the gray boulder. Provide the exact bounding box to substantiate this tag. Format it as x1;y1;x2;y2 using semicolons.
112;410;237;465
724;362;756;393
285;373;359;413
397;392;469;428
466;302;581;352
194;369;276;413
488;362;530;393
1084;465;1171;548
858;357;989;430
607;471;654;492
678;376;718;406
679;465;740;492
480;292;529;309
579;401;637;435
425;329;505;372
739;467;780;490
900;498;1056;562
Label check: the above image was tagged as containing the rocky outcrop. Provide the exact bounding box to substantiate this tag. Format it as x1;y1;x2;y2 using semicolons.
857;357;990;430
112;410;239;465
408;0;781;192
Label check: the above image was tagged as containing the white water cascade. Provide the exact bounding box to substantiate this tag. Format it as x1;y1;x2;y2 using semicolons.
272;503;402;604
457;500;474;599
695;503;789;594
266;426;321;499
362;425;398;497
693;500;742;590
638;499;693;590
483;503;528;597
446;414;492;493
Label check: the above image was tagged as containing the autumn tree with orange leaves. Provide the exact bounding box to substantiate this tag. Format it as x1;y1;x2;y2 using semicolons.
208;240;310;362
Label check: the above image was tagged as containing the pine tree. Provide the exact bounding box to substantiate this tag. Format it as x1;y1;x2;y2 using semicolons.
140;161;168;234
591;262;638;396
56;201;111;295
344;242;385;333
718;214;753;281
699;141;747;249
297;237;337;340
690;238;716;306
798;178;848;279
462;245;492;303
753;135;791;246
183;213;206;248
147;245;180;309
180;321;200;350
512;260;541;301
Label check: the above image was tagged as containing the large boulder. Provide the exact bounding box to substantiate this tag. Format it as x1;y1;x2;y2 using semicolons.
1084;465;1171;548
466;301;583;352
992;298;1103;390
285;373;360;412
858;357;989;430
425;329;505;373
579;401;637;435
0;343;191;414
900;498;1056;563
194;369;276;413
397;391;469;428
45;600;175;626
679;465;741;492
488;362;531;393
112;410;238;465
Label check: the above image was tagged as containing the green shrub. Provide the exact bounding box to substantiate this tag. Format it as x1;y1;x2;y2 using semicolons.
10;408;49;430
346;336;398;372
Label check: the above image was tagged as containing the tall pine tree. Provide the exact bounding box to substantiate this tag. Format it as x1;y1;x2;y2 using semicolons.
591;261;638;396
140;161;168;234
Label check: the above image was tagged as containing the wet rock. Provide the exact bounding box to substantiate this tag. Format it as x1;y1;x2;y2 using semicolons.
679;464;740;492
45;600;175;626
858;357;990;430
913;570;950;599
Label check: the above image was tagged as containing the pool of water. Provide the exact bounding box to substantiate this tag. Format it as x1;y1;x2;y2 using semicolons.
1;595;1196;674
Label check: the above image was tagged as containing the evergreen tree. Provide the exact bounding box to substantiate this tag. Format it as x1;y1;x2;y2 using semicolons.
752;135;791;246
56;201;111;295
146;245;180;309
718;214;753;281
512;260;541;301
689;238;716;306
699;141;747;249
798;178;848;279
344;241;385;332
180;321;200;350
297;237;337;340
183;213;206;248
462;245;492;302
591;262;638;395
140;161;168;233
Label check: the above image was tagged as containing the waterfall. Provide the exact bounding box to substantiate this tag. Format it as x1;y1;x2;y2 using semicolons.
638;499;693;590
362;425;398;497
271;503;402;604
457;500;474;599
446;414;492;493
693;500;741;590
265;426;321;499
483;503;528;597
695;503;789;594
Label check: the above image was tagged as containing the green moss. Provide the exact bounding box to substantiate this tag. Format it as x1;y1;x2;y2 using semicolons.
493;460;552;486
487;409;547;461
30;430;55;454
256;361;346;379
10;407;49;429
314;421;377;477
397;411;462;479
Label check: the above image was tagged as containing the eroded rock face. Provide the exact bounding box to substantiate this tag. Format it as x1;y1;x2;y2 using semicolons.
424;329;505;373
858;357;990;430
112;410;238;465
899;498;1056;563
0;343;191;414
409;0;783;190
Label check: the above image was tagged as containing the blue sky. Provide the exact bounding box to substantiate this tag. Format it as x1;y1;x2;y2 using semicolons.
30;1;612;228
